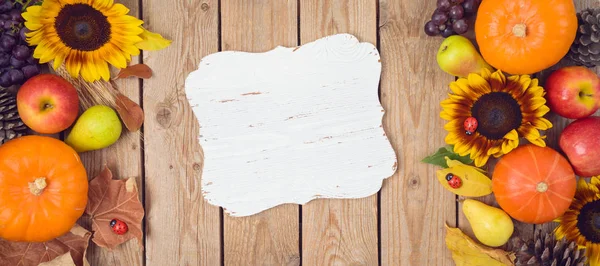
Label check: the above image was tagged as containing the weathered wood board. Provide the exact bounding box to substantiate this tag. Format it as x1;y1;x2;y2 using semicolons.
78;0;599;265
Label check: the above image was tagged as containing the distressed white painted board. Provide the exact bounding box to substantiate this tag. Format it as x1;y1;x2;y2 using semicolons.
185;33;397;217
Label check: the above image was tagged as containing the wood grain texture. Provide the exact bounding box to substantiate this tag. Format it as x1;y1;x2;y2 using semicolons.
142;0;221;265
76;0;143;265
300;1;379;265
378;0;456;265
220;1;301;265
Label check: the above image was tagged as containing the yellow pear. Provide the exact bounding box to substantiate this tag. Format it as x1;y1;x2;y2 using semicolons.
462;199;513;247
65;105;122;153
437;35;493;77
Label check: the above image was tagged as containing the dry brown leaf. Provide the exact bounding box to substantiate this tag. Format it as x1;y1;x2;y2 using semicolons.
115;93;144;132
114;64;152;79
38;253;75;266
0;224;91;266
445;224;515;266
85;166;144;250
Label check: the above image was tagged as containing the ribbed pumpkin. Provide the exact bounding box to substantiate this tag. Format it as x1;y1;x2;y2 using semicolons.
492;145;576;224
475;0;577;74
0;136;88;242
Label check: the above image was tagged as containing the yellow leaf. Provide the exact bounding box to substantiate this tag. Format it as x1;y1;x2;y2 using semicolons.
445;224;515;266
436;157;492;197
135;28;172;51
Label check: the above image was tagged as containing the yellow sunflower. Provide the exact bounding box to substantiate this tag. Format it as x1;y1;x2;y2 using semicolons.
555;176;600;266
22;0;170;82
440;69;553;167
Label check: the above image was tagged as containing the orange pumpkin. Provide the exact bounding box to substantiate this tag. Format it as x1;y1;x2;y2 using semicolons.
0;136;88;242
475;0;577;74
492;145;576;224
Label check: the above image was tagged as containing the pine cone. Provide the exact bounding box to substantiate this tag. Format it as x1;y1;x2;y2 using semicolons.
567;8;600;67
512;230;587;266
0;88;28;143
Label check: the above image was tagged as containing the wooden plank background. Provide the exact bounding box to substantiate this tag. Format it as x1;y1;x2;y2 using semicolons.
77;0;599;265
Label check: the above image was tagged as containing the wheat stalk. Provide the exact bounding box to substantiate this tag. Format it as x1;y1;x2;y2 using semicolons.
52;64;118;110
49;62;142;142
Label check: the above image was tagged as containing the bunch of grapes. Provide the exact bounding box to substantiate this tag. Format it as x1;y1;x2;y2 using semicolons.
424;0;482;37
0;0;42;88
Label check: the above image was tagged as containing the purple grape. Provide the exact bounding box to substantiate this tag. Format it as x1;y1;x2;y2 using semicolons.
462;0;479;14
10;56;24;68
424;21;440;36
431;11;448;25
441;27;455;38
19;27;29;42
0;2;11;13
3;20;16;31
449;5;464;19
22;64;40;79
0;34;15;50
8;69;23;85
453;19;469;34
12;45;29;60
8;9;22;23
0;53;9;68
437;0;451;11
26;54;37;65
438;24;447;31
451;0;464;4
0;71;10;87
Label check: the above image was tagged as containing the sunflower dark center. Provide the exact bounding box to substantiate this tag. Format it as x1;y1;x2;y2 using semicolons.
577;199;600;243
54;4;111;51
470;92;522;140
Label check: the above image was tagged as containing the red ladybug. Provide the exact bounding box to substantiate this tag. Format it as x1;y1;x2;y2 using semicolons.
110;219;128;235
446;173;462;189
464;117;478;136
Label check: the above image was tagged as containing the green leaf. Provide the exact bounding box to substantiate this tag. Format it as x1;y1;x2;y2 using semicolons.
421;145;473;168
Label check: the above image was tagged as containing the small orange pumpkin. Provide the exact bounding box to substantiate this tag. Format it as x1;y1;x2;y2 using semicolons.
475;0;577;74
492;145;576;224
0;136;88;242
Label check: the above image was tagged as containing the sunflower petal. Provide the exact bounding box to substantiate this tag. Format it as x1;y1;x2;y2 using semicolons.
479;68;492;80
489;70;506;91
467;72;492;95
135;28;172;51
587;244;600;266
66;51;83;78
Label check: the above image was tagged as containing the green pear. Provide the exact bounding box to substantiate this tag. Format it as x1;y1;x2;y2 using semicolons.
65;105;122;153
437;35;493;77
462;199;513;247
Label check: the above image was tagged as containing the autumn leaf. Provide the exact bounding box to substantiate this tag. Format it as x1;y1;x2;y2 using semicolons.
115;93;144;132
0;224;91;266
445;224;515;266
135;27;172;51
115;64;153;80
85;166;144;250
38;253;76;266
436;157;492;197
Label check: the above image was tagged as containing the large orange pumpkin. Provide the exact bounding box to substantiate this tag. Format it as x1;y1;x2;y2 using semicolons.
492;145;576;224
475;0;577;74
0;136;88;242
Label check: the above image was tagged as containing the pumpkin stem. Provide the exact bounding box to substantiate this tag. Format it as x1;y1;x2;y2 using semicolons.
512;23;527;38
28;177;47;196
536;182;548;193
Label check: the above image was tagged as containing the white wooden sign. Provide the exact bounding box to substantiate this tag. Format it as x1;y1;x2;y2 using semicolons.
185;34;397;217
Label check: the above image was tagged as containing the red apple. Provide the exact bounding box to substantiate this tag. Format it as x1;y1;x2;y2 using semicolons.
17;74;79;134
545;66;600;119
559;116;600;177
